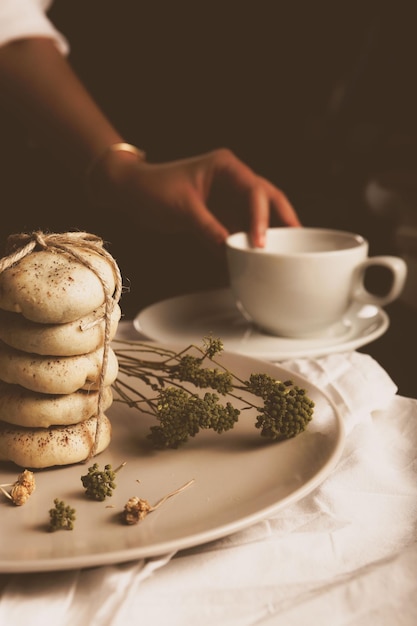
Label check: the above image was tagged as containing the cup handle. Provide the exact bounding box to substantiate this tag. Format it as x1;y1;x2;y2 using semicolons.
352;256;408;306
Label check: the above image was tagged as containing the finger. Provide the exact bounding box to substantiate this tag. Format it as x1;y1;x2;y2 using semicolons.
208;152;270;245
184;190;230;246
248;184;270;247
262;178;301;227
210;150;301;232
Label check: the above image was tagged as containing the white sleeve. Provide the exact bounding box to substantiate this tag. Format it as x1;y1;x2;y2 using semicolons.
0;0;69;54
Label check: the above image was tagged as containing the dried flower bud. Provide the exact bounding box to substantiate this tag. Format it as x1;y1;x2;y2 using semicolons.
122;497;152;525
16;470;36;495
9;483;31;506
1;469;36;506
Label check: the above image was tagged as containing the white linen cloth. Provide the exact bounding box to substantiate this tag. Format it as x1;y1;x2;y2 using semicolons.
0;329;416;625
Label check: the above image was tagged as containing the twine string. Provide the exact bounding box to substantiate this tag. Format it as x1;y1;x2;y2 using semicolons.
0;230;122;460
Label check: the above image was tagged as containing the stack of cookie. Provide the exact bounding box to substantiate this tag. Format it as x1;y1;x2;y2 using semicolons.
0;237;122;468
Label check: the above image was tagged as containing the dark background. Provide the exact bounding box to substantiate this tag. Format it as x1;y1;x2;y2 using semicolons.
0;0;415;396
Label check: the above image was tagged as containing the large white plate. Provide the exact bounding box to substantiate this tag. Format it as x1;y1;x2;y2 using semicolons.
134;288;389;360
0;346;344;573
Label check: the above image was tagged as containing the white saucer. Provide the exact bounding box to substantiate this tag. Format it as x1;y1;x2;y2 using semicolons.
134;288;390;361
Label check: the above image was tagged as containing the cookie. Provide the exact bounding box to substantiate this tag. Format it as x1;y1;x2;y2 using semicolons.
0;303;121;356
0;414;112;468
0;247;118;324
0;382;113;428
0;341;119;394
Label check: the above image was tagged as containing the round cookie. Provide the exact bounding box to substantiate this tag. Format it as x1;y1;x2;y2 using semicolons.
0;341;119;394
0;414;112;468
0;382;113;427
0;303;121;356
0;247;117;324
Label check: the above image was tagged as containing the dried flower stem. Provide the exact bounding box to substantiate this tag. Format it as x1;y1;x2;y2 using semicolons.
0;485;13;500
122;478;195;525
112;337;314;450
150;478;195;512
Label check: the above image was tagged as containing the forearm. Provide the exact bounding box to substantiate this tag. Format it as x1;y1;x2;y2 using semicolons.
0;37;124;177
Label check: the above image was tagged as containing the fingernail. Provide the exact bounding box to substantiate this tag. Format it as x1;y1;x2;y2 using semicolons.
254;232;266;247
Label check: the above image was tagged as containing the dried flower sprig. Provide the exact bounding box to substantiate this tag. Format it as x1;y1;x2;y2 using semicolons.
112;337;314;449
81;462;126;501
0;469;36;506
122;478;195;525
48;498;76;531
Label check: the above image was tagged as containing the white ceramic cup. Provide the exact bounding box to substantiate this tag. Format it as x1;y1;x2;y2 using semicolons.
226;227;408;338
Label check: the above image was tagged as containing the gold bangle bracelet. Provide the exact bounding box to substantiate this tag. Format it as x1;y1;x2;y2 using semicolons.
85;142;146;184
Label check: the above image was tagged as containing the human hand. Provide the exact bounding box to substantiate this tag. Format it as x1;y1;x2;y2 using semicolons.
89;147;300;247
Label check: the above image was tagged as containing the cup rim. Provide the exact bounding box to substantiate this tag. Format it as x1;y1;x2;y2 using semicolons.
226;227;366;256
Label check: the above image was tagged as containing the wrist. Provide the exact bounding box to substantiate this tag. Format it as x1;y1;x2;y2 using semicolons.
85;142;147;202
